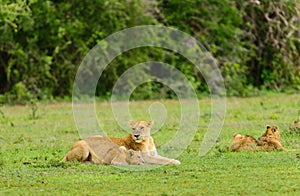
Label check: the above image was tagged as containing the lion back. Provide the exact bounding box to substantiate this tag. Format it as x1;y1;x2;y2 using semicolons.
84;136;144;165
231;133;257;151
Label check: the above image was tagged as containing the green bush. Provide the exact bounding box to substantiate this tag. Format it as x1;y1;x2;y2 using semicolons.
0;0;299;103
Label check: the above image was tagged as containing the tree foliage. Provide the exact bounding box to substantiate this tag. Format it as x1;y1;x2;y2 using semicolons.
0;0;299;103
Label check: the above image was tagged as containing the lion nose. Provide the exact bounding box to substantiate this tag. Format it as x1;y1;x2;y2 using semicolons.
134;134;139;138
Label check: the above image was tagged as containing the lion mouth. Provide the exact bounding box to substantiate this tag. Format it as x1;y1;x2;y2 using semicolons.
132;134;144;143
134;139;143;143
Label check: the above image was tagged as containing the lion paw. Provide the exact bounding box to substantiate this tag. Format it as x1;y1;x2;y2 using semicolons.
170;159;181;165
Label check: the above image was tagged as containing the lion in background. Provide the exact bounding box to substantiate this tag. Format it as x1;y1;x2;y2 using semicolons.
231;125;284;152
231;134;257;152
62;136;144;165
109;120;181;165
256;125;283;151
290;120;300;134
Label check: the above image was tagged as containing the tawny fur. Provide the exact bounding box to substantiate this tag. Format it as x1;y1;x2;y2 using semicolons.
231;134;257;152
109;134;155;154
231;125;285;152
290;121;300;133
109;120;180;165
256;125;284;151
62;136;144;165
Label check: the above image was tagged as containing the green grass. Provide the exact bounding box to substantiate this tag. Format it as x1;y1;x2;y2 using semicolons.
1;94;300;195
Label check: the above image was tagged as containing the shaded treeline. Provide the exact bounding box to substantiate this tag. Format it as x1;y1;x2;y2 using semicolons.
0;0;299;103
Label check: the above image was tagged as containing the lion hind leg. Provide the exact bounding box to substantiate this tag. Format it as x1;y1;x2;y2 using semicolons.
87;149;105;164
231;143;243;151
62;140;91;163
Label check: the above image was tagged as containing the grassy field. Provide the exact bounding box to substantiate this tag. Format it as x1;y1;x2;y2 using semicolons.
1;94;300;195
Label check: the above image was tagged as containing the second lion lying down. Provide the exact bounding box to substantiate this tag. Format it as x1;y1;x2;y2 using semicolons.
62;136;144;165
231;125;284;152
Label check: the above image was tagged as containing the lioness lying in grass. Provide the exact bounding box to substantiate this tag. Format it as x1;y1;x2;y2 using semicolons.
62;136;144;165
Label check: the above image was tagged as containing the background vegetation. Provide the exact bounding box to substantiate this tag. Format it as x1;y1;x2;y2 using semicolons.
0;0;299;104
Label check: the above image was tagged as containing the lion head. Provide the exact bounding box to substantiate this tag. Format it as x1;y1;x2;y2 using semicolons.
290;121;300;133
256;125;283;151
124;147;145;165
128;120;153;143
261;125;281;141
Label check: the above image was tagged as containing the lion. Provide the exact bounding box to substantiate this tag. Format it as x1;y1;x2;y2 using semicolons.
231;125;284;152
290;121;300;133
109;120;180;165
257;125;284;151
231;133;257;151
62;136;145;165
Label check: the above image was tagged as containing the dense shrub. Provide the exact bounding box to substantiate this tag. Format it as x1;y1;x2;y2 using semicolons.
0;0;299;103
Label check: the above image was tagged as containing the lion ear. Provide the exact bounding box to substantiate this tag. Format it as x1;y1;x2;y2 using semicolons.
119;146;127;152
128;120;135;127
147;121;154;128
266;125;271;129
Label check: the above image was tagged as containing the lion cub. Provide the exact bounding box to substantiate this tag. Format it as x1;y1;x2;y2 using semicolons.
290;121;300;133
109;120;181;165
231;134;257;152
62;136;144;165
256;125;283;151
231;125;284;152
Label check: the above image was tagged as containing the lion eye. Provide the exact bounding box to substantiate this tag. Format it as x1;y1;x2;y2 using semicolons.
132;128;136;130
140;127;144;130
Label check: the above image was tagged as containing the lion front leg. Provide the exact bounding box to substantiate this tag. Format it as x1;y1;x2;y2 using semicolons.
268;138;285;151
142;153;180;165
110;158;128;166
